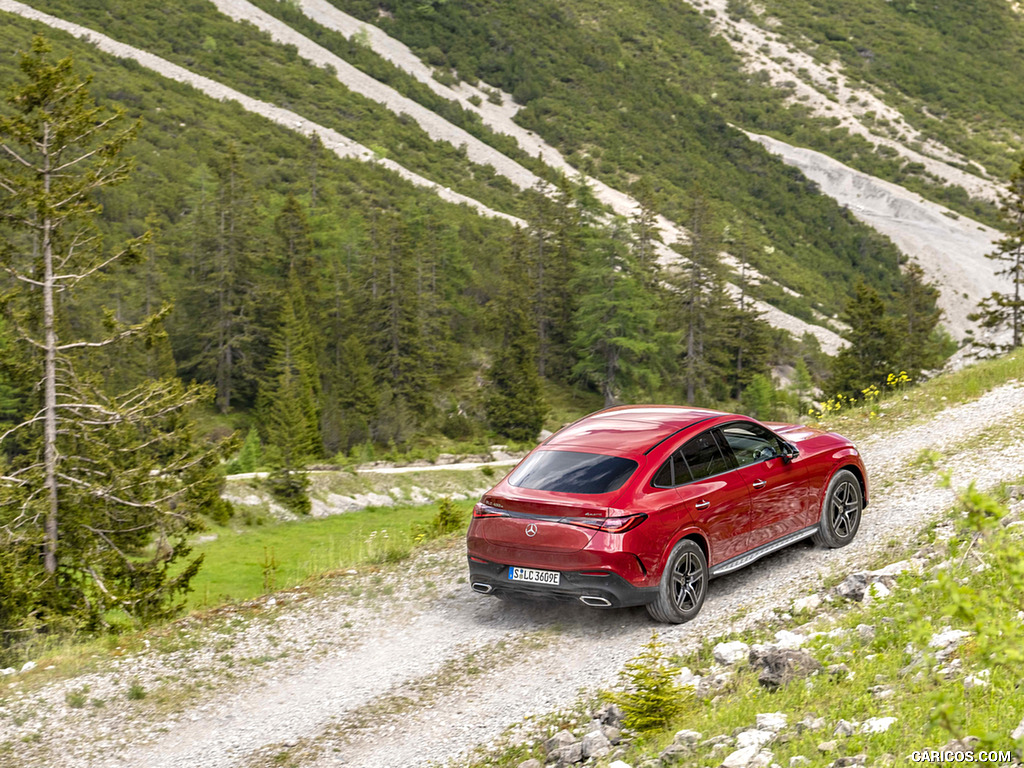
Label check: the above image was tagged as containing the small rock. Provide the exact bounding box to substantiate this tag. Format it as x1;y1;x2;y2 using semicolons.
721;746;762;768
544;730;575;755
861;717;896;734
582;731;611;759
773;630;807;649
756;713;787;732
827;663;852;679
835;572;869;601
866;582;891;601
833;719;858;737
1010;716;1024;741
870;685;895;700
701;734;733;749
659;743;694;764
790;758;809;767
672;729;702;747
0;668;15;676
964;672;990;691
929;629;971;650
20;661;35;673
551;741;583;765
754;649;822;689
817;740;838;753
855;624;876;642
831;756;867;767
797;716;826;732
736;730;775;750
516;760;542;768
677;667;698;687
714;641;751;666
792;594;821;613
597;703;625;727
602;725;622;744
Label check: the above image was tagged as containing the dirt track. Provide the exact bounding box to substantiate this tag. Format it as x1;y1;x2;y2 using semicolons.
3;383;1023;768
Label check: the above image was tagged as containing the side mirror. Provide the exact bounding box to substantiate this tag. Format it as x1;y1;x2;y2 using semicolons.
781;441;799;463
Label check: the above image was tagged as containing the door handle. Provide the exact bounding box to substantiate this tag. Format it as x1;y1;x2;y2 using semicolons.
752;479;767;489
695;500;710;510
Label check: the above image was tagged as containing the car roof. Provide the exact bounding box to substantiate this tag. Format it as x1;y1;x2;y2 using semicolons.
544;405;727;455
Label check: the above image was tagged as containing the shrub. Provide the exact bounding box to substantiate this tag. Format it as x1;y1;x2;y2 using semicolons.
612;632;688;733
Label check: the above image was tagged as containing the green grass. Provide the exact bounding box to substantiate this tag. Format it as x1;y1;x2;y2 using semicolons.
812;348;1024;442
185;499;474;609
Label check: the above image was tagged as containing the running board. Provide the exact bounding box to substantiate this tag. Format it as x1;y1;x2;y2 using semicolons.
709;525;818;578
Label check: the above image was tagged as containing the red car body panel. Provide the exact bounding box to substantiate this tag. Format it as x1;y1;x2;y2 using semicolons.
467;406;867;607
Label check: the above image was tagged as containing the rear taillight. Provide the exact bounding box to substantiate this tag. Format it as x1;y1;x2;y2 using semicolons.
564;512;647;533
472;503;507;518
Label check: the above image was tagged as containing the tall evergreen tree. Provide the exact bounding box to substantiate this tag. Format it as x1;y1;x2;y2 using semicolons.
485;232;547;440
970;157;1024;352
894;262;949;377
0;37;224;634
573;218;667;407
669;193;731;404
829;282;899;395
184;144;264;413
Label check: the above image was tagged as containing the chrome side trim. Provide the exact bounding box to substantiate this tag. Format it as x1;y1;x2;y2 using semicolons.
709;525;818;578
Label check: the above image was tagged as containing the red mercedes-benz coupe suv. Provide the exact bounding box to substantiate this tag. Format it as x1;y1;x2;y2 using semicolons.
467;406;867;623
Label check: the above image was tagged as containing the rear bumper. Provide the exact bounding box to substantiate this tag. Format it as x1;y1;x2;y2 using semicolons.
467;558;658;608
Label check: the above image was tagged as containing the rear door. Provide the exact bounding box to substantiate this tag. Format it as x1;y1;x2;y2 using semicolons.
673;429;751;566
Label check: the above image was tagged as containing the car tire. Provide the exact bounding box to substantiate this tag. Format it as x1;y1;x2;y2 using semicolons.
646;539;708;624
812;469;862;548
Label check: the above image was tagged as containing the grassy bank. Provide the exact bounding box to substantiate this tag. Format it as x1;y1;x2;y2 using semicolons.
185;498;474;610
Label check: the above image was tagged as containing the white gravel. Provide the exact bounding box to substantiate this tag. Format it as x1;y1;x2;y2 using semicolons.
2;381;1023;768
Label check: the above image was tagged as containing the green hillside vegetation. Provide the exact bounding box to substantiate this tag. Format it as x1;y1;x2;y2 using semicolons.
748;0;1024;181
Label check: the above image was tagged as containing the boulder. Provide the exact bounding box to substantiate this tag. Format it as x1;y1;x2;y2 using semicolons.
736;730;775;750
543;730;575;755
756;712;787;732
817;740;838;753
581;730;611;759
753;649;822;690
672;729;702;747
833;719;858;737
835;572;869;601
714;641;751;666
550;741;583;765
773;630;807;649
516;760;543;768
720;746;768;768
596;702;625;727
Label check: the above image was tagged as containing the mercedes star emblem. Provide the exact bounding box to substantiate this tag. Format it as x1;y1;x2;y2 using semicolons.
525;523;538;537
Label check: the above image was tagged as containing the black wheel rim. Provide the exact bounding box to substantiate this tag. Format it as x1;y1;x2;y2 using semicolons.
671;551;705;612
830;481;860;538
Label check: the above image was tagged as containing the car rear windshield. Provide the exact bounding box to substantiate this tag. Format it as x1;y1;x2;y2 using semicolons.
507;451;638;494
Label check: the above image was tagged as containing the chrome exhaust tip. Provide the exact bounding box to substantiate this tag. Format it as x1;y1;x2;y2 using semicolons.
472;582;494;594
580;595;612;607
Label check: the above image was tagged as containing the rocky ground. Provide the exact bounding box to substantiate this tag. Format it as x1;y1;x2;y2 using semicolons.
2;382;1023;768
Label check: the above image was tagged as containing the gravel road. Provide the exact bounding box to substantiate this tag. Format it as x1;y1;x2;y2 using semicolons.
2;381;1023;768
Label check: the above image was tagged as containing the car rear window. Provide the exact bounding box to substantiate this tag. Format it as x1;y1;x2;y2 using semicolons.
508;451;638;494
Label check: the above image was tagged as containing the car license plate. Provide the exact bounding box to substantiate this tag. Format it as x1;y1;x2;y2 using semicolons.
508;566;560;586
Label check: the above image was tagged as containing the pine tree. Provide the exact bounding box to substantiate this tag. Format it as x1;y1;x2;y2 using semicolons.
572;218;667;407
0;38;225;633
829;282;899;395
486;232;547;441
894;262;949;376
969;157;1024;352
668;193;731;404
184;144;264;413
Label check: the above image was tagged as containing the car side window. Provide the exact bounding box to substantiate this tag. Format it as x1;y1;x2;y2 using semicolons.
679;430;730;482
651;449;693;488
720;422;783;468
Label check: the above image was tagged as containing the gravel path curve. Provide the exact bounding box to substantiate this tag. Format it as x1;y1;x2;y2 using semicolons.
3;382;1023;768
